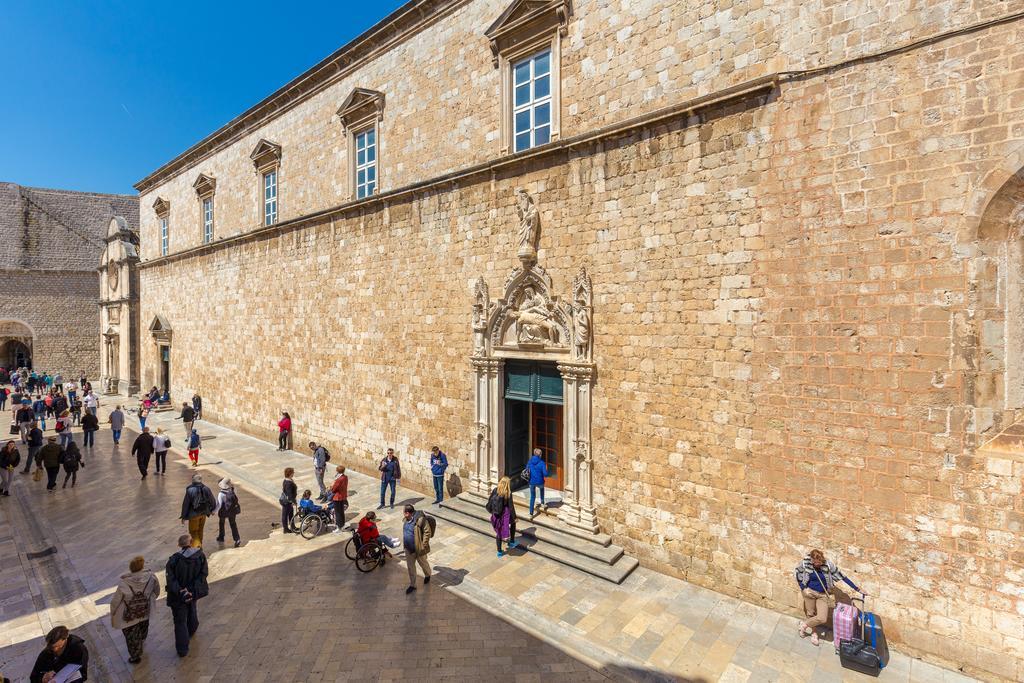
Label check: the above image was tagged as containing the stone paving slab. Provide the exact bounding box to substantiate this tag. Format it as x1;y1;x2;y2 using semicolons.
1;398;980;682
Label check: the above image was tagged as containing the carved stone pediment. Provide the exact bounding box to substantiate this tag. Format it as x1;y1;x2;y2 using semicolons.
149;314;172;343
250;139;282;171
192;173;216;198
485;0;571;67
336;87;385;132
152;197;170;216
488;264;571;352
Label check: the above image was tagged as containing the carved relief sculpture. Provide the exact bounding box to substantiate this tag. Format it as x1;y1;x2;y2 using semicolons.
472;277;490;356
512;287;560;345
515;188;540;265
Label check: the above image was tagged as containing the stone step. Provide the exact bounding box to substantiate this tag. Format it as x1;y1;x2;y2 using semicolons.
435;495;638;584
442;495;623;564
468;489;615;547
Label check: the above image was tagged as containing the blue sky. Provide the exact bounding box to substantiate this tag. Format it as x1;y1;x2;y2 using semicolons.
0;1;406;195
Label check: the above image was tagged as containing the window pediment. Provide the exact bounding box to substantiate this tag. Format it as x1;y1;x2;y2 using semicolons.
250;139;282;171
152;197;170;216
336;88;385;132
192;173;216;198
485;0;571;67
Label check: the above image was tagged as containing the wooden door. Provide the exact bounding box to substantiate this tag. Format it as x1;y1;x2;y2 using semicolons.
532;403;563;489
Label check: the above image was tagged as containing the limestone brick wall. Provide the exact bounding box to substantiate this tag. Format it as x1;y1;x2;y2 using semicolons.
138;1;1024;262
134;6;1024;682
0;270;100;377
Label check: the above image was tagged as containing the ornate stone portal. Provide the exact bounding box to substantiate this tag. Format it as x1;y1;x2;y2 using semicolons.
470;189;598;533
98;216;140;394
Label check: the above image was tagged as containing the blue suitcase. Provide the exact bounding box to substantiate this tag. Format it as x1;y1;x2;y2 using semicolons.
839;599;888;676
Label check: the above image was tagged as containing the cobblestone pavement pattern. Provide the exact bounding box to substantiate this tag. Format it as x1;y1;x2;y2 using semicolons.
2;402;979;682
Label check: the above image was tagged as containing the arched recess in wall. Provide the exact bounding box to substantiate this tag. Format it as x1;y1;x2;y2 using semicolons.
0;319;35;369
964;142;1024;416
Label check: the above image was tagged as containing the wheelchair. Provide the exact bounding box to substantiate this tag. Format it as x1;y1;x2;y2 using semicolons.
296;505;334;539
345;526;388;573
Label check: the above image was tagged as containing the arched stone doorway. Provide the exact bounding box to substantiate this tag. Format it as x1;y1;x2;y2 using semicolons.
469;189;598;533
0;320;34;369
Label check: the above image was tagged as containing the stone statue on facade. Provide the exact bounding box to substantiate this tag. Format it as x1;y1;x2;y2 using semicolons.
515;188;540;265
512;286;560;345
572;266;593;360
472;277;489;356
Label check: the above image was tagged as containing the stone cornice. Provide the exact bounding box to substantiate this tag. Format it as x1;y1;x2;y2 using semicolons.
133;0;470;194
138;75;777;270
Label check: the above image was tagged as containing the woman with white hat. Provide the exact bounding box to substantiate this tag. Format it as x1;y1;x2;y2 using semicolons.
214;477;242;547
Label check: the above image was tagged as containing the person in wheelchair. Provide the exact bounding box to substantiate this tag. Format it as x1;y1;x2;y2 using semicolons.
357;511;397;558
299;489;334;516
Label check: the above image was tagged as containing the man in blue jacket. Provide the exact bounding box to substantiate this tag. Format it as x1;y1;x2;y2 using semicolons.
430;446;448;504
377;449;401;510
527;449;549;517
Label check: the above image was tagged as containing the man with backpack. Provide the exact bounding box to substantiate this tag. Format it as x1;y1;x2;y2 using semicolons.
165;534;209;658
179;474;216;548
402;504;434;595
309;441;330;501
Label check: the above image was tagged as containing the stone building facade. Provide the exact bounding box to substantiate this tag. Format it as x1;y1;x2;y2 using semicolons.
134;1;1024;678
0;182;138;376
98;216;141;394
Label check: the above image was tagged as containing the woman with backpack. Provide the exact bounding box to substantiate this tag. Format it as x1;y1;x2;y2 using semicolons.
488;476;518;557
61;441;84;489
109;555;161;664
280;467;298;534
187;429;201;467
214;477;242;547
0;440;21;496
153;428;170;476
55;410;73;449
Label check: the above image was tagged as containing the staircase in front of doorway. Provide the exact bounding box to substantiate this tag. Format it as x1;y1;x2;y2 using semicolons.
434;491;639;584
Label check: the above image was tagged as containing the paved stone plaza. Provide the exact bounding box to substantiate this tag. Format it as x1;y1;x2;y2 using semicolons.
0;409;977;682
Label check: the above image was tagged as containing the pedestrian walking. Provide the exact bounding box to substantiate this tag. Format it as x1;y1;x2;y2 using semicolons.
16;403;34;443
0;386;7;412
280;467;298;534
330;465;348;533
153;428;169;475
430;445;448;504
138;403;150;431
0;440;20;496
29;625;89;683
377;448;401;510
109;556;161;665
526;448;549;516
180;474;216;548
132;427;155;479
277;412;291;450
55;411;73;449
39;436;62;492
186;429;201;467
23;422;42;474
192;393;202;420
487;476;519;557
165;534;209;658
109;405;125;445
60;441;84;489
310;441;329;500
402;504;433;594
214;477;242;547
179;402;195;438
80;410;98;448
795;549;865;646
83;390;98;417
32;394;46;431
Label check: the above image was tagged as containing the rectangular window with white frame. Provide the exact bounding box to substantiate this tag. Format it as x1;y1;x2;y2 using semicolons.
354;126;377;199
202;197;214;243
512;49;552;153
160;217;169;256
263;169;278;226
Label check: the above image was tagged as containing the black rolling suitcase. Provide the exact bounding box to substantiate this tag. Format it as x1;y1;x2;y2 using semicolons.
839;598;887;676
